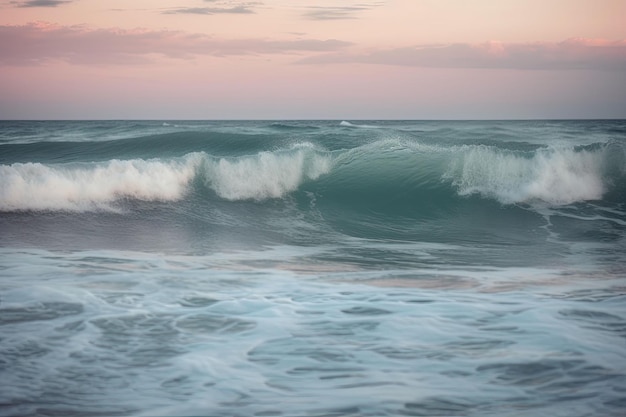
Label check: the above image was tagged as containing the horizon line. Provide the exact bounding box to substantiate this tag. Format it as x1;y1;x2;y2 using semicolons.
1;117;625;122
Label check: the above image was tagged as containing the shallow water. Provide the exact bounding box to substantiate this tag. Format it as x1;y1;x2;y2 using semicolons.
1;249;625;417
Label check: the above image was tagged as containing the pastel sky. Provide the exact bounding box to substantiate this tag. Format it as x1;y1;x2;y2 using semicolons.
1;0;625;119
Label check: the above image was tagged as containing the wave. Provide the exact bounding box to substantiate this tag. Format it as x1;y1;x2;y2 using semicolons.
0;144;332;212
0;154;202;212
446;143;624;205
203;143;332;201
339;121;382;129
1;140;624;212
0;131;289;165
268;122;320;130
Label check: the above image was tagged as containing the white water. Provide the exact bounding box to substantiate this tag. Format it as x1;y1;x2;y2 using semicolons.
0;140;621;211
204;144;332;201
0;155;201;211
450;145;608;205
0;145;333;210
1;248;625;417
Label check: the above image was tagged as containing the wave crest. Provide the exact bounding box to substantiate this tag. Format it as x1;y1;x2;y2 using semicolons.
0;144;334;211
339;121;381;129
447;145;611;205
203;144;332;201
1;139;622;212
0;154;201;212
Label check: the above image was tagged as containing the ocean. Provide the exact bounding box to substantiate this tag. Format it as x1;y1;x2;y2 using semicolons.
1;119;625;416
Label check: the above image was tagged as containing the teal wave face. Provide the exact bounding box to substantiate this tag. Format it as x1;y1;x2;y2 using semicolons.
1;120;624;266
1;136;625;212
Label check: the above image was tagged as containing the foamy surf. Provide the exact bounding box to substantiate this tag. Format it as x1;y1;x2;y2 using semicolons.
203;143;332;201
0;144;333;211
0;155;200;211
1;138;624;212
448;144;612;205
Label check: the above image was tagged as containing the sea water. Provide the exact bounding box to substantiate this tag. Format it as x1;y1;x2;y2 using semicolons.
1;120;625;416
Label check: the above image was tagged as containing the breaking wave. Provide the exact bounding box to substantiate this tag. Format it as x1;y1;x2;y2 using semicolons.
203;143;332;201
1;139;624;212
0;155;201;212
447;143;624;205
0;144;332;211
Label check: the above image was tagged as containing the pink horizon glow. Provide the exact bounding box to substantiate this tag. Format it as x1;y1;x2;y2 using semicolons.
0;0;625;119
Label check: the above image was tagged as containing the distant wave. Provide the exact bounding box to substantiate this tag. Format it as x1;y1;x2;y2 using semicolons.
339;121;382;129
268;122;320;130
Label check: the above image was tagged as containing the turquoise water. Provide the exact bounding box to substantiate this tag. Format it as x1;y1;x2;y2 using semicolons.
1;120;625;416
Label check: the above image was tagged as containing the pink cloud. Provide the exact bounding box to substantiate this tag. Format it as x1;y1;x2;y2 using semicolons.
301;2;384;20
0;21;352;66
13;0;72;7
298;38;626;70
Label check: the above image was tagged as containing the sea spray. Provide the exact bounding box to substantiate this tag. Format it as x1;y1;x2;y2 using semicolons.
0;154;201;211
202;143;332;201
446;145;609;205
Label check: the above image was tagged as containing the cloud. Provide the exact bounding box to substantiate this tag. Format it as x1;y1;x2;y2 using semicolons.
14;0;71;6
163;6;255;15
303;2;384;20
301;2;384;20
163;1;260;15
0;21;351;66
303;6;369;20
298;39;626;71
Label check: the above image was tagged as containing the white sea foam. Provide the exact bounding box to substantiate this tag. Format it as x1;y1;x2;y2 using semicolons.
0;145;333;210
0;154;201;212
204;144;332;201
1;247;624;417
340;120;381;129
449;145;608;205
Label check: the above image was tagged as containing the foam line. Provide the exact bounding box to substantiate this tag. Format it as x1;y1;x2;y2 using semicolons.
0;154;201;212
449;145;610;205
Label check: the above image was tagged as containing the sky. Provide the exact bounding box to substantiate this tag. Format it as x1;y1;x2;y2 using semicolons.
0;0;625;119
